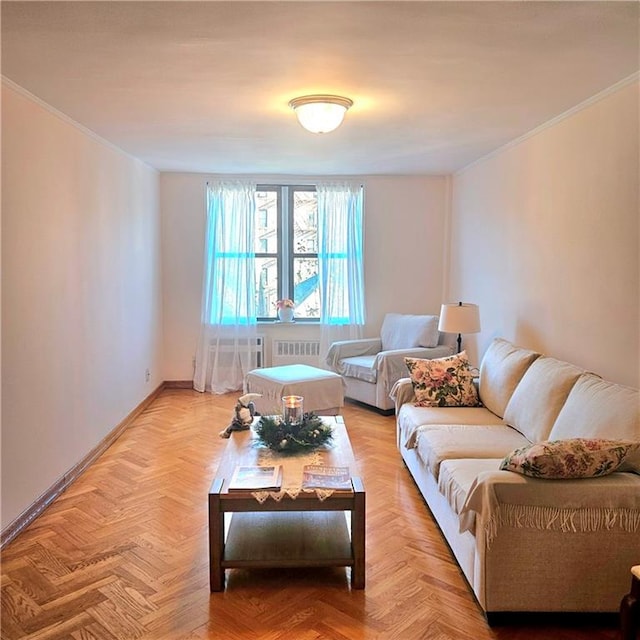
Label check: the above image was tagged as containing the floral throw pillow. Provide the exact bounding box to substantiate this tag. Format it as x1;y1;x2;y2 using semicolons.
405;351;479;407
500;438;640;479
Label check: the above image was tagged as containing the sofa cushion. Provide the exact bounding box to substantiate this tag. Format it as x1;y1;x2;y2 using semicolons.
479;338;540;418
500;438;640;479
438;458;504;516
380;313;439;350
405;351;479;407
398;403;506;449
549;373;640;441
339;355;377;384
503;357;583;443
415;425;530;479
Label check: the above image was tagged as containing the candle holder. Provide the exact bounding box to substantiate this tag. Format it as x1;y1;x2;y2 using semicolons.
282;395;303;424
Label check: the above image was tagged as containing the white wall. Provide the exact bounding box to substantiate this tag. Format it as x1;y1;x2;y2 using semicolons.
160;173;448;380
448;79;639;386
5;72;636;536
1;84;163;530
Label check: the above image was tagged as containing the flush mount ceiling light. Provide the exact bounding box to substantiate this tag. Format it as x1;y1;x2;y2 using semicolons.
288;95;354;134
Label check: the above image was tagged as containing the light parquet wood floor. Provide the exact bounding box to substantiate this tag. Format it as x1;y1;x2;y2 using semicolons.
1;389;621;640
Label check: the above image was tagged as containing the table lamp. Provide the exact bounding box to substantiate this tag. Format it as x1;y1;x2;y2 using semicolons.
438;302;481;353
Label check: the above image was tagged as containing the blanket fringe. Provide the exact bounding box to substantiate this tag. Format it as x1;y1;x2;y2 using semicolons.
484;505;640;547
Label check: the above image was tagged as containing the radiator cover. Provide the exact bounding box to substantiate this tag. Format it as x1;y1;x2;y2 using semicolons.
271;339;320;367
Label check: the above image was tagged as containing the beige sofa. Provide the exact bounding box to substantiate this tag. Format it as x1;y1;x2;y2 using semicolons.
325;313;454;412
392;338;640;619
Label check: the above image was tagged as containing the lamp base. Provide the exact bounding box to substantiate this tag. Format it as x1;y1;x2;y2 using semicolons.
456;334;462;354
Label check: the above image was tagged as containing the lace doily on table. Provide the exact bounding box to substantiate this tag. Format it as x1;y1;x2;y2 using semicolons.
250;448;338;504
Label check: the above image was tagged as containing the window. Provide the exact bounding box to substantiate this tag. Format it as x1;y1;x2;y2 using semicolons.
254;186;319;320
199;179;364;393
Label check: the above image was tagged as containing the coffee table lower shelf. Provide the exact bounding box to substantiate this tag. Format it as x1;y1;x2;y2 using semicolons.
222;511;354;568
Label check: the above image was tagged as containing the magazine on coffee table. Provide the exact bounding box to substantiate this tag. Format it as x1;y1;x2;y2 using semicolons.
228;465;282;491
301;465;353;491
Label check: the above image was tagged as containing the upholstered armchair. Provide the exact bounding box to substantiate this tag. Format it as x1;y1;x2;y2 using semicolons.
325;313;455;412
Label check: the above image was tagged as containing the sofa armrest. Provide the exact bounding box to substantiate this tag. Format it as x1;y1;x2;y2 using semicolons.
373;344;455;394
390;377;416;412
325;338;382;373
460;470;640;540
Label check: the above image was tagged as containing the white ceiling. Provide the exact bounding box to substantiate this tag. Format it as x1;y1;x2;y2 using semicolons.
2;1;638;175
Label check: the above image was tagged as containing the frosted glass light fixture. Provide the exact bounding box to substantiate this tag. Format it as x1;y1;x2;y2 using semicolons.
289;95;353;133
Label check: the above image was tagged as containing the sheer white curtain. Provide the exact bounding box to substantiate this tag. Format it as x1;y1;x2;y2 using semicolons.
194;180;258;394
317;182;366;361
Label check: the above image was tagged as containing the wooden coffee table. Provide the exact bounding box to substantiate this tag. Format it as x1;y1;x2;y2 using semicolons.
208;415;365;591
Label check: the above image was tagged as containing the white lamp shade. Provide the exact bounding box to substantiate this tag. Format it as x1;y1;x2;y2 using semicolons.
438;303;481;334
289;95;353;134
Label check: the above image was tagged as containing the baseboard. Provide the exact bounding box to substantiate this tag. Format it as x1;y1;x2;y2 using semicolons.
163;380;194;389
0;382;165;549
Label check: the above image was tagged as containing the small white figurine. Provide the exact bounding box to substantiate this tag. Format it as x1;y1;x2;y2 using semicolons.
219;393;262;438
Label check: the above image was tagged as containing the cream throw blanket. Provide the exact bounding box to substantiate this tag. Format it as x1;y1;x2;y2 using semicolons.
460;470;640;547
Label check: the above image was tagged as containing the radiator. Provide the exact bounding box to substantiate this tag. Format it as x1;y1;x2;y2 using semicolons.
271;339;321;367
209;334;264;369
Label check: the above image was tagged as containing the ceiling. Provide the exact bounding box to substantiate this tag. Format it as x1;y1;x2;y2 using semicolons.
2;1;638;175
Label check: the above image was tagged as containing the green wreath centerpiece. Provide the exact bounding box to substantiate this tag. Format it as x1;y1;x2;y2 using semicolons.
254;413;333;454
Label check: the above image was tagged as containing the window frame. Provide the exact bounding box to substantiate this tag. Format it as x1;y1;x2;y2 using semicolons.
255;184;319;322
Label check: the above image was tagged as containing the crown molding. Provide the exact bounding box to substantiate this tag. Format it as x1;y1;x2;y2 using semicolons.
456;71;640;177
2;75;158;172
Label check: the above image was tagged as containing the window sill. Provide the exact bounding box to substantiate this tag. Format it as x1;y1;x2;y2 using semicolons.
257;319;319;325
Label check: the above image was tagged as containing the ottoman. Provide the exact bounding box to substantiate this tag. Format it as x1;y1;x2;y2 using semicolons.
245;364;344;416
